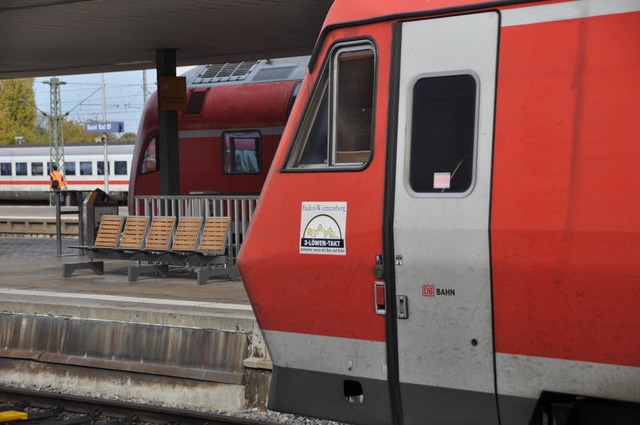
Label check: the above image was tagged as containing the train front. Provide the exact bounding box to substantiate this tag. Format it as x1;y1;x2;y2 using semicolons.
237;1;394;423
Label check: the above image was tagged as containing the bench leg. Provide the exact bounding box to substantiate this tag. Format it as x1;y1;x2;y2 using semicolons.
63;261;104;277
196;266;241;285
128;264;170;282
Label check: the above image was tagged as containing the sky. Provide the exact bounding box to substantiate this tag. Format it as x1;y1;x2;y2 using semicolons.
34;66;194;137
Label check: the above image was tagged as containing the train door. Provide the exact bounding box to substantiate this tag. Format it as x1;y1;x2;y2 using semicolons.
387;12;499;424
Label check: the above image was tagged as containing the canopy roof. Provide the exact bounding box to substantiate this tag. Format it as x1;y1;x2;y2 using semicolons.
0;0;333;79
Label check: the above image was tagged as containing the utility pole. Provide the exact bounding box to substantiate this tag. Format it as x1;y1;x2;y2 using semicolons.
44;77;66;184
101;73;109;193
143;70;149;104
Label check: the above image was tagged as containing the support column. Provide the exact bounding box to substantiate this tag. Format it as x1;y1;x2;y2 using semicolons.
155;48;180;195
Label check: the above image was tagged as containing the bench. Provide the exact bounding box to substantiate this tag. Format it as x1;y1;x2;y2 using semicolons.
188;217;240;284
64;215;239;284
62;215;125;276
132;217;238;284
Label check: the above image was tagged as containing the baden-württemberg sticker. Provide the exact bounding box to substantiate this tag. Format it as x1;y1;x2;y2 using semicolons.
300;202;347;255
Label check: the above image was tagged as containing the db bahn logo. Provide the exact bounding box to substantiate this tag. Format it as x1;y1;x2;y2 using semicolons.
422;284;455;297
422;285;435;297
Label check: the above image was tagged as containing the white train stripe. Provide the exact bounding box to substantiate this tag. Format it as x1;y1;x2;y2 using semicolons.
496;353;640;402
502;0;640;27
0;287;253;311
264;330;388;380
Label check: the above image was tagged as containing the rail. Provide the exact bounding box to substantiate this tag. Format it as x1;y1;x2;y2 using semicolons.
133;195;259;264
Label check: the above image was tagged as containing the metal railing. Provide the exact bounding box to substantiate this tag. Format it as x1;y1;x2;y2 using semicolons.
134;195;259;264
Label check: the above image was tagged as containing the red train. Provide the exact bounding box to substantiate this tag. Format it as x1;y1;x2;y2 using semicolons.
128;56;309;211
238;1;640;424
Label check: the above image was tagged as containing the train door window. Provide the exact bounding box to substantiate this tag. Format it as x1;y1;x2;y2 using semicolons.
409;74;477;194
15;162;27;176
286;42;375;169
141;137;158;175
114;161;128;175
222;131;261;174
1;163;11;176
65;161;76;176
80;161;93;175
32;162;43;176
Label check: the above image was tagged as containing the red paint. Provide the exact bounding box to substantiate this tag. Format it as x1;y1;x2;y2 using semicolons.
492;13;640;368
128;79;300;211
0;180;128;186
240;23;392;342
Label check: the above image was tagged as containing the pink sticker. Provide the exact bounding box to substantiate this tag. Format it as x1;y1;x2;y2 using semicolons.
433;172;450;189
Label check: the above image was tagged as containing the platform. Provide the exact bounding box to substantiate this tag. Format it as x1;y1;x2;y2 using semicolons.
0;235;270;413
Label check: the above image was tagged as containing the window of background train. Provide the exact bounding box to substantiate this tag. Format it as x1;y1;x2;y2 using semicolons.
31;162;43;176
0;163;11;176
97;161;108;176
286;42;375;169
114;161;127;175
141;137;158;175
15;162;27;176
409;74;477;195
65;162;76;176
80;161;92;176
222;131;261;174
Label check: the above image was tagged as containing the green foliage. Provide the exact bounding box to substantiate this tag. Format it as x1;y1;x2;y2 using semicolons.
0;79;121;145
118;132;137;142
0;78;37;144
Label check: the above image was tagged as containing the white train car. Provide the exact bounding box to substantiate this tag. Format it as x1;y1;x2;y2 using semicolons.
0;143;133;202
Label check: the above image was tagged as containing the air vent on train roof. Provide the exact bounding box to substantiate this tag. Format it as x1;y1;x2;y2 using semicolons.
252;66;295;82
196;61;258;83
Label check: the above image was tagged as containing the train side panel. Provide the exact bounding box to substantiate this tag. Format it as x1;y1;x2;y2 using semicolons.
0;144;132;201
492;7;640;421
239;1;640;424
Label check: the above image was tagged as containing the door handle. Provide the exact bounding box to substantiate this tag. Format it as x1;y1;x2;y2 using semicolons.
397;295;408;319
374;281;386;315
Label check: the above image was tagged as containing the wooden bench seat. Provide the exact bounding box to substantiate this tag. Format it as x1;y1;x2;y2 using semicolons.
64;215;239;284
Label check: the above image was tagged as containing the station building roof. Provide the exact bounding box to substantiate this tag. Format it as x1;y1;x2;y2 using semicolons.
0;0;333;79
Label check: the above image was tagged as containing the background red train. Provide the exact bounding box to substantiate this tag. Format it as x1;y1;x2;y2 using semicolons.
128;56;309;212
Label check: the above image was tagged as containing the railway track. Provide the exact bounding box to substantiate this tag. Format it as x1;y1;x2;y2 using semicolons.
0;387;271;425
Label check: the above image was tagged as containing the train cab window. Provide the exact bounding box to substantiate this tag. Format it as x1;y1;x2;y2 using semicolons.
1;163;12;176
32;162;43;176
114;161;127;175
222;131;261;174
80;161;92;175
141;137;158;175
286;42;375;169
15;162;27;176
409;74;477;194
65;161;76;176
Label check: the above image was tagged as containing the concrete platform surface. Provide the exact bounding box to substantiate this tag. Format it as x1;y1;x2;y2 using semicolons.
0;236;269;413
0;235;250;302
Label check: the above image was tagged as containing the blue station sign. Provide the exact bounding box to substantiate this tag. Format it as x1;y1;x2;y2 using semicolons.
85;121;125;133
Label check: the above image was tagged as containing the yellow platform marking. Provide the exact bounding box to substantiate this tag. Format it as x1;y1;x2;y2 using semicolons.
0;410;28;422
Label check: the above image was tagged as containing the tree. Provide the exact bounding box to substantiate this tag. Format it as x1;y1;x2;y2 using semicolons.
118;132;137;142
0;78;37;144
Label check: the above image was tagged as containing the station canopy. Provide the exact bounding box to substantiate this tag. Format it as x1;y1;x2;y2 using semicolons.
0;0;334;79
